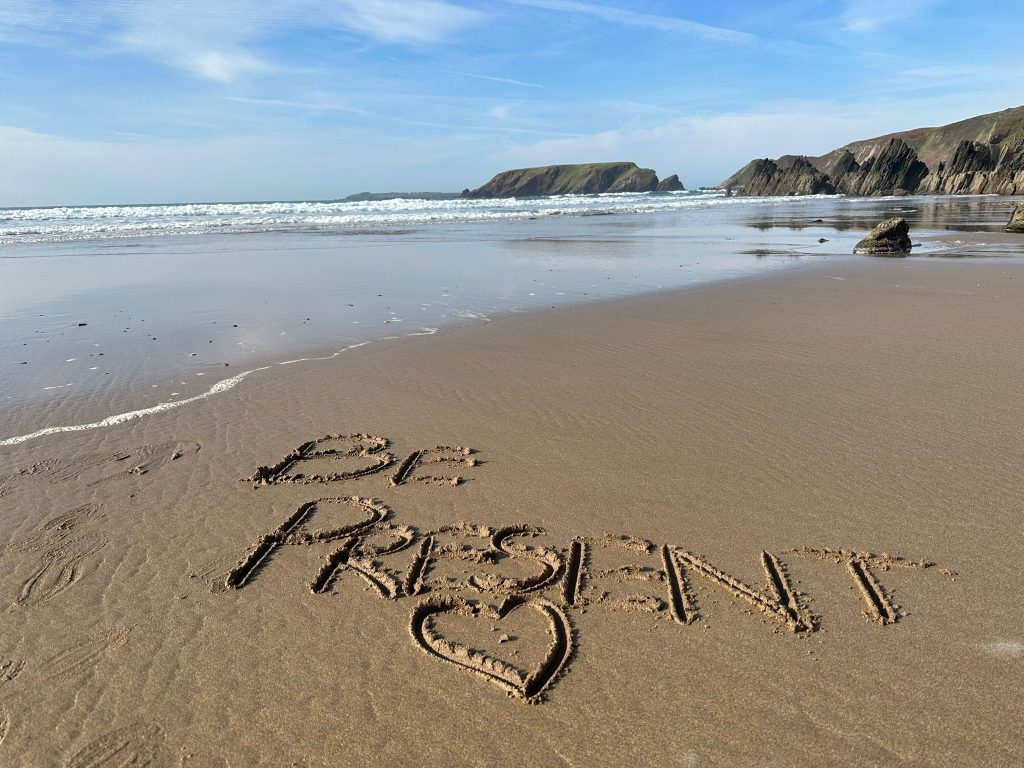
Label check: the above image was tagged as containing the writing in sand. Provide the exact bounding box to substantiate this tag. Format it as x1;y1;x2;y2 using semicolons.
223;433;954;704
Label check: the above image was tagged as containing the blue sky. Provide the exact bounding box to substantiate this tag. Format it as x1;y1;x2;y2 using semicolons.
0;0;1020;205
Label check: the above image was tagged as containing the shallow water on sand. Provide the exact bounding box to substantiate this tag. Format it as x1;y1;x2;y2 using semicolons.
0;194;1020;441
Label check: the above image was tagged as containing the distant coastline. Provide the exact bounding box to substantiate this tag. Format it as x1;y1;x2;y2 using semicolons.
342;192;462;203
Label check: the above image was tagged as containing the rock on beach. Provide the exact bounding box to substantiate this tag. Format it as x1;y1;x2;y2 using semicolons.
854;217;913;256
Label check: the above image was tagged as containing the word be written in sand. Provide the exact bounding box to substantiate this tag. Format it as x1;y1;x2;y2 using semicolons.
223;433;954;704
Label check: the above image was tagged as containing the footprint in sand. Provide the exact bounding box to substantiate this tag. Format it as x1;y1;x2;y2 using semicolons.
13;440;200;489
43;627;130;682
3;504;110;610
65;722;170;767
0;658;25;688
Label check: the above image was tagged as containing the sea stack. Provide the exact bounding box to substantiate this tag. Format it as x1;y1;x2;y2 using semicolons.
853;217;913;255
656;174;685;192
1006;202;1024;232
734;157;834;196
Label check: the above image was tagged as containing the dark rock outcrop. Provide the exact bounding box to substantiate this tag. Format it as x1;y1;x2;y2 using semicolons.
656;174;685;192
920;137;1024;195
822;149;860;191
1007;203;1024;232
853;217;912;255
736;157;834;196
463;162;660;198
833;139;930;196
720;104;1024;197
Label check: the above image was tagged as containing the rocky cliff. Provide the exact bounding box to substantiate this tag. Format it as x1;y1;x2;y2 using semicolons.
721;105;1024;196
919;137;1024;194
831;138;930;196
656;174;685;192
463;162;668;198
733;158;833;196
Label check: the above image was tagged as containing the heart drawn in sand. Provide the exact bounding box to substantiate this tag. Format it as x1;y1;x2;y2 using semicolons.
409;594;573;703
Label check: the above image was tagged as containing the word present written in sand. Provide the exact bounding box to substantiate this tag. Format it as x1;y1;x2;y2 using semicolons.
222;433;953;704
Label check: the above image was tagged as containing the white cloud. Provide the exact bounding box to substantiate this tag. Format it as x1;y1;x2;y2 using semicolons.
508;0;754;43
0;0;485;82
225;96;369;115
841;0;937;33
335;0;484;44
439;70;543;88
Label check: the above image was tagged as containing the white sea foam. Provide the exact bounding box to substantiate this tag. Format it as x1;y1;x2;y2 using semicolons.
0;328;440;447
0;368;267;446
0;191;837;245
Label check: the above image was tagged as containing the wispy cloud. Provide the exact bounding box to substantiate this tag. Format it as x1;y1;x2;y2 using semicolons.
899;63;999;80
439;69;543;88
0;0;104;47
399;119;580;137
841;0;937;33
105;2;271;82
226;96;369;115
335;0;484;44
0;0;485;82
876;61;1020;97
507;0;755;43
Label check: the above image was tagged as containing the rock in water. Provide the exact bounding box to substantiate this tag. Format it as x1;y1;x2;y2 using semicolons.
656;174;685;192
854;217;913;255
1007;203;1024;232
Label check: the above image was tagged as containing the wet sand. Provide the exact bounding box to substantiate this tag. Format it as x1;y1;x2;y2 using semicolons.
1;248;1023;765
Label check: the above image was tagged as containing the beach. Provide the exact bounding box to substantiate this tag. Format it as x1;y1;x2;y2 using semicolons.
1;203;1023;765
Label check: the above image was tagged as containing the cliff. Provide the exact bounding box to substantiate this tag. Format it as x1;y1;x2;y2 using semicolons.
721;105;1024;196
733;157;833;196
656;174;685;192
918;137;1024;194
463;162;665;198
830;139;930;196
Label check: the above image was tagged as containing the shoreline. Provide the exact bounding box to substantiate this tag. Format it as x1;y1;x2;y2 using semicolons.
1;253;824;447
3;241;1022;450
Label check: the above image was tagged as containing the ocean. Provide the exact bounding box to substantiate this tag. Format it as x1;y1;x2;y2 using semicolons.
2;189;810;243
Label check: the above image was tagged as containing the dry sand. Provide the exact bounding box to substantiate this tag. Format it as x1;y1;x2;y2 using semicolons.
1;252;1023;766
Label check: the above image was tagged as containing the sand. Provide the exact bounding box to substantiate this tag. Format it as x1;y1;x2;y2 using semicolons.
1;252;1023;765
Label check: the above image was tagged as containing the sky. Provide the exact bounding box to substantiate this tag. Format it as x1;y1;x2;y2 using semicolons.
0;0;1021;206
